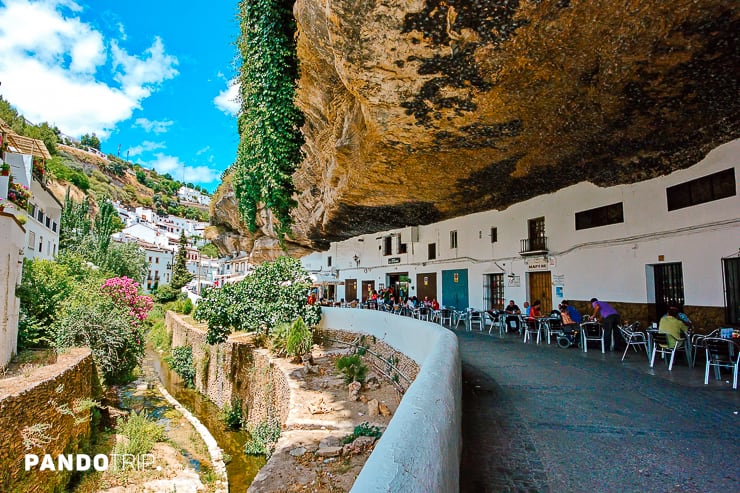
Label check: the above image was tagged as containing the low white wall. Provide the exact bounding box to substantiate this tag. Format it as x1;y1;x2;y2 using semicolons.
0;213;25;368
319;307;462;493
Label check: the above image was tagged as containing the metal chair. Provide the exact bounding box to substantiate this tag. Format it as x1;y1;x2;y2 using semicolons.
438;308;453;326
469;310;483;331
523;318;541;344
703;337;739;389
455;309;470;330
619;322;648;361
580;321;604;353
650;332;686;371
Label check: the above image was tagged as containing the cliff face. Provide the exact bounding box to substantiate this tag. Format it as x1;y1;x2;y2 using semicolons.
212;0;739;254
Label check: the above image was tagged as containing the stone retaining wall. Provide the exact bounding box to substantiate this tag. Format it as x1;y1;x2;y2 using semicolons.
166;312;290;426
0;348;95;493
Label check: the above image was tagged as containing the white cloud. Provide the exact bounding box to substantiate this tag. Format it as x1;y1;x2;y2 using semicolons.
214;80;239;116
0;0;179;137
145;153;220;184
134;118;174;134
196;145;210;156
127;140;165;157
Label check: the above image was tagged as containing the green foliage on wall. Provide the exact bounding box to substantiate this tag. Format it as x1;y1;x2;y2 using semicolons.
166;345;196;388
233;0;304;238
194;256;321;344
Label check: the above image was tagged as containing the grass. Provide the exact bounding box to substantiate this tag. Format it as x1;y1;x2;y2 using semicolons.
113;411;165;456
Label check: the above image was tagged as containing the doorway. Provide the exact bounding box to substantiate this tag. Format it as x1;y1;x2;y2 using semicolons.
387;273;410;302
361;280;375;302
345;278;357;302
442;269;469;309
650;262;684;319
416;273;437;302
528;271;552;313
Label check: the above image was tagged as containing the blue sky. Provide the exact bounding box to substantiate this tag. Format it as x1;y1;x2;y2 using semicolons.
0;0;242;191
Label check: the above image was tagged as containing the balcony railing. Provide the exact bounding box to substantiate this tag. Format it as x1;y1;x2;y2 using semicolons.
519;236;548;255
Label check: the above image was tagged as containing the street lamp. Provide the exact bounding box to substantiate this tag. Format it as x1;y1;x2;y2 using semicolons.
353;254;360;267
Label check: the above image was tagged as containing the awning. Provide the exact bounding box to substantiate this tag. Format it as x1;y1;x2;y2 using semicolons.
309;272;339;285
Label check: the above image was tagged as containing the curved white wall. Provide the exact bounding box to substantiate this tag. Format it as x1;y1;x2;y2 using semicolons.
319;307;461;493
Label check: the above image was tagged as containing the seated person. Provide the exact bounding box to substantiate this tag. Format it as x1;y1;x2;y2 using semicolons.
560;300;582;325
528;300;542;319
658;307;689;348
504;300;521;315
523;301;531;317
431;298;440;311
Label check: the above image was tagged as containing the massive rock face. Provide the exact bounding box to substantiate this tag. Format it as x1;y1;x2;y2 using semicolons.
213;0;739;254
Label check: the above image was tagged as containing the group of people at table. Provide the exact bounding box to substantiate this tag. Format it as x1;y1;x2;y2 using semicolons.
497;297;693;353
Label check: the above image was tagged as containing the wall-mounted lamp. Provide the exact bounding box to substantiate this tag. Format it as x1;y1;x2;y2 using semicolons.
353;254;360;267
508;273;516;279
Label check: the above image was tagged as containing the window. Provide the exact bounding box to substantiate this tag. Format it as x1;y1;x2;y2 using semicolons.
399;243;408;254
39;236;43;253
45;216;50;228
37;210;44;222
28;231;35;250
666;168;736;211
428;243;436;260
327;256;332;267
450;230;458;249
383;236;392;256
28;203;36;216
483;273;505;310
156;257;159;264
575;202;624;230
52;221;57;233
490;227;498;243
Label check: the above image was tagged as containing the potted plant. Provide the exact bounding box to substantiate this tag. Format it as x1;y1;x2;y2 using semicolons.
1;163;9;176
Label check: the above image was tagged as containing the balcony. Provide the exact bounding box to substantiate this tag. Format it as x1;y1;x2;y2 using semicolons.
519;236;548;256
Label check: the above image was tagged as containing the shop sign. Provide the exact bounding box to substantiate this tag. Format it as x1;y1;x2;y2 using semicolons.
526;256;549;271
388;257;401;264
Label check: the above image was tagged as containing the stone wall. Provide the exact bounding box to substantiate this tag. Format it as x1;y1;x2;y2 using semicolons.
0;348;95;493
569;300;726;333
166;312;290;426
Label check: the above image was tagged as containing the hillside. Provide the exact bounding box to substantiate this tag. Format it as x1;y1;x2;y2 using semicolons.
46;144;210;221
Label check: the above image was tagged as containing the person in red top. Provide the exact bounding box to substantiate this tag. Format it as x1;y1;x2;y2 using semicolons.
528;300;542;318
431;298;440;310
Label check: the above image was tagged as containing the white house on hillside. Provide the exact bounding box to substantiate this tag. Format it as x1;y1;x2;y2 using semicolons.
177;186;211;206
0;212;25;368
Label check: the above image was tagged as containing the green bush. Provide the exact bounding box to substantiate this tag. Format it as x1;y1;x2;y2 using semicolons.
286;317;312;357
335;354;368;384
243;418;281;458
221;399;244;430
152;284;180;303
146;319;171;353
342;422;382;444
268;322;290;357
182;298;193;315
114;411;165;456
194;256;321;344
166;345;195;388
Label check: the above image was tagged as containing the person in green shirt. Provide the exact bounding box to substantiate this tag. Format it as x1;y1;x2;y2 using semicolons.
658;307;689;348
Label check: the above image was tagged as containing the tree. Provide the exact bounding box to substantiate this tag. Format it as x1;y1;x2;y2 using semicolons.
171;232;193;290
233;0;304;239
80;132;101;150
59;190;91;252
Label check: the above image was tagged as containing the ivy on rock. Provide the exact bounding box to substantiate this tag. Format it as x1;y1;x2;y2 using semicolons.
233;0;304;239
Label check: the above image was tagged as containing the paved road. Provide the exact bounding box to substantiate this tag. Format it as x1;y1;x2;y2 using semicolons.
457;329;740;493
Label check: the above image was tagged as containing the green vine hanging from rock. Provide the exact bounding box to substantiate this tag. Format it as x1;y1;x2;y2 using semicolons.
234;0;304;239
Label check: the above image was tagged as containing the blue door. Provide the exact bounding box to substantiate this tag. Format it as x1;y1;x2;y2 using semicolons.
442;269;469;310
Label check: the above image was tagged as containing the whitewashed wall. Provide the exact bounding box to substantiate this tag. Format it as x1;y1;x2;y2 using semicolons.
305;139;739;312
0;214;25;368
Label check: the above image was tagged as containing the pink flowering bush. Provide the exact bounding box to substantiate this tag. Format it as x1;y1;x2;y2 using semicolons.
101;276;153;324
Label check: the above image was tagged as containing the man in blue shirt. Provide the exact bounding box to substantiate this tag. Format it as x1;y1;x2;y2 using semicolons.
560;300;582;324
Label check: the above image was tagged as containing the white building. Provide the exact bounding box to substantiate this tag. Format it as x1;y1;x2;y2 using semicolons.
114;223;173;249
215;252;252;285
0;212;25;368
177;186;211;206
140;243;174;292
0;129;61;261
303;139;740;330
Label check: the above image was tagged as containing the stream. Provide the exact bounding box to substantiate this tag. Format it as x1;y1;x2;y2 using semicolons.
116;347;265;492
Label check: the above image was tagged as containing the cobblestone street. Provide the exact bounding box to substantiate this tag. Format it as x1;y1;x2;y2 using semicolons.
458;329;740;493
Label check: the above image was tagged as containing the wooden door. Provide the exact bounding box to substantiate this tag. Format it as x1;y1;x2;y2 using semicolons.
345;278;357;302
528;271;552;313
416;273;437;302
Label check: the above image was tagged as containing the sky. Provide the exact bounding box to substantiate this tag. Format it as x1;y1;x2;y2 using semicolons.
0;0;242;192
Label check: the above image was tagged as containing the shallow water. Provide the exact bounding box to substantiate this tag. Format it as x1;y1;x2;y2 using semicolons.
117;348;265;492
